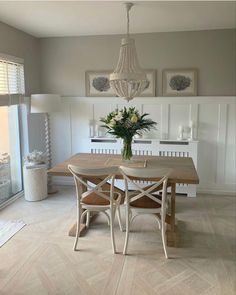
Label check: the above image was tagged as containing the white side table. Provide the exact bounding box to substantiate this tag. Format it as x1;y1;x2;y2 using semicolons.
23;164;48;201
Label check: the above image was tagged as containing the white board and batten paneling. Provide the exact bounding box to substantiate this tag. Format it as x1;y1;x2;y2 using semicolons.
47;96;236;196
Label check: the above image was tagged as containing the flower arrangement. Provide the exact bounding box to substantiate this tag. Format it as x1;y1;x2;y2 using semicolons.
100;107;157;160
24;150;46;166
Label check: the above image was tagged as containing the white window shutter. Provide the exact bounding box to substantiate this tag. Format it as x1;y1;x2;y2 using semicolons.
0;55;25;106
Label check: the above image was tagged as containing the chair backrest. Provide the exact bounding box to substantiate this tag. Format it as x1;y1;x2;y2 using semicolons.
120;166;172;207
68;165;119;203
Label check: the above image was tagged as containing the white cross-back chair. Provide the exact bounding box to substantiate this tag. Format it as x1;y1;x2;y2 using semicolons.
120;166;172;258
68;165;123;253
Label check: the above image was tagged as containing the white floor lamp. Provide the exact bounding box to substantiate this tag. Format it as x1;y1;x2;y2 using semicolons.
30;94;62;194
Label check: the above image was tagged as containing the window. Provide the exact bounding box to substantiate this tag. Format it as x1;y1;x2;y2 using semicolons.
0;54;25;104
0;106;23;206
0;54;25;206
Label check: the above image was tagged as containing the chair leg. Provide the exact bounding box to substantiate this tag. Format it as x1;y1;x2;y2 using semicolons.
101;211;110;226
110;206;116;254
117;205;123;232
154;214;161;230
161;221;168;259
86;211;90;228
123;207;131;255
129;209;132;223
81;210;88;223
74;205;81;251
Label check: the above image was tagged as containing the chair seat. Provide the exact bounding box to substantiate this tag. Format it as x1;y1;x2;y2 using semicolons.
82;191;119;206
130;195;162;209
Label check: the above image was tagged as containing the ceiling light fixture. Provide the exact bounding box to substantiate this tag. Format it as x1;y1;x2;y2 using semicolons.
110;2;147;102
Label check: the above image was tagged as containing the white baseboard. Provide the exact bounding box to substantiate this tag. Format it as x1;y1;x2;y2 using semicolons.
53;178;74;186
197;188;236;196
197;182;236;196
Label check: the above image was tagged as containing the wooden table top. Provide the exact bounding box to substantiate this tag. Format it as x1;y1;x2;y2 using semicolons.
48;153;199;185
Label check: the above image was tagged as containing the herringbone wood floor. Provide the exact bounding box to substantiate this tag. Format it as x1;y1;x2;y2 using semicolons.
0;187;235;295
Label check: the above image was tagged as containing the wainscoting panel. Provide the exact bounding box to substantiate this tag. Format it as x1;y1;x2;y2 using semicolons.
225;104;236;184
71;102;93;154
197;103;219;185
142;104;162;139
30;96;235;195
169;103;191;139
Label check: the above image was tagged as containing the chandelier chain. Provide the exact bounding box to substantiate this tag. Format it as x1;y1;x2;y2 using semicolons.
127;5;130;37
125;2;133;37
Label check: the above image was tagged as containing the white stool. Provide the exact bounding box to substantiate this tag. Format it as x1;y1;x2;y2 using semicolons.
23;164;47;201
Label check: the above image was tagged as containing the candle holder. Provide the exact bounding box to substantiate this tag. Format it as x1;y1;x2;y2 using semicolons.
89;120;94;138
178;125;184;140
189;121;194;140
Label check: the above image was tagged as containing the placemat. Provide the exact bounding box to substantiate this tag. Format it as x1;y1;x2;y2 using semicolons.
105;158;147;168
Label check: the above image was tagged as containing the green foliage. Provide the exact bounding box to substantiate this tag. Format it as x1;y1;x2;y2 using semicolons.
100;107;157;140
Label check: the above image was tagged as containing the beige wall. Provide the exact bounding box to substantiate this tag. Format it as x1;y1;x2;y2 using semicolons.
40;29;236;97
0;23;235;97
0;21;40;95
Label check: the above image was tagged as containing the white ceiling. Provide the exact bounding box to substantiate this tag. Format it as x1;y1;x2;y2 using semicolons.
0;1;235;38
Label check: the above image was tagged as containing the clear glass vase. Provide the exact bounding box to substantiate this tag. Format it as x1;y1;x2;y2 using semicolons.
122;138;133;161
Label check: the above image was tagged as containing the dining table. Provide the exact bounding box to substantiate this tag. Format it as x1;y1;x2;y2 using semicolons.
48;153;199;247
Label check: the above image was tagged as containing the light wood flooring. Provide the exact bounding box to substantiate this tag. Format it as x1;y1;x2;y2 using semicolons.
0;187;235;295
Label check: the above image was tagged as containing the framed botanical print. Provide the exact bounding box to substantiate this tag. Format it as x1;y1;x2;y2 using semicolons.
85;71;115;97
162;69;197;96
139;69;156;97
85;69;157;97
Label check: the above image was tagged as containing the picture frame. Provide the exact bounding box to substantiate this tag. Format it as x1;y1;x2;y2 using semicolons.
162;68;197;96
85;69;156;97
140;69;156;97
85;70;115;97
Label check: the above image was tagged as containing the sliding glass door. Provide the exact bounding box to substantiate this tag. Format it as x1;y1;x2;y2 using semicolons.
0;105;22;205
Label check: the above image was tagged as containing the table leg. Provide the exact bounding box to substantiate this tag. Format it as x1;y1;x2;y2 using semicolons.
69;213;98;237
166;183;179;247
69;222;86;237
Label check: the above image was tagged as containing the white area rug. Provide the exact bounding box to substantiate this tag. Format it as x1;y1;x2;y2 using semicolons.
0;220;26;247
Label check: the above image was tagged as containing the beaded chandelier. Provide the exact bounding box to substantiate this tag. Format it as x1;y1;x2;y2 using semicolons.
110;3;147;102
